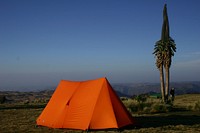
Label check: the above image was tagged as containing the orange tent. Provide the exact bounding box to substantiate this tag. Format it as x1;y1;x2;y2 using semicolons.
36;77;134;130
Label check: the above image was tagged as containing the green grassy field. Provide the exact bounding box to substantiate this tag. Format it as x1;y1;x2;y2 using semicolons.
0;94;200;133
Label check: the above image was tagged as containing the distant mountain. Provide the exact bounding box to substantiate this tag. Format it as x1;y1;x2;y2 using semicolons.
115;91;131;97
112;81;200;97
1;81;200;98
170;81;200;95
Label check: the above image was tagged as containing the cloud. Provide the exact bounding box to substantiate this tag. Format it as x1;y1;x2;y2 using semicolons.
178;51;200;58
174;59;200;68
174;51;200;68
171;58;200;82
192;51;200;55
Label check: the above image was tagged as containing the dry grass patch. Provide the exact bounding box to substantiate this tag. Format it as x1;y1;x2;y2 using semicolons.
1;108;200;133
1;94;200;133
174;94;200;110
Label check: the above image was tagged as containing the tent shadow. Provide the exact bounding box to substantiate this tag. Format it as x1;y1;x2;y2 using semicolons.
132;114;200;128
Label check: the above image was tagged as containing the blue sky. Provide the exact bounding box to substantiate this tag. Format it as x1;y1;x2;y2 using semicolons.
0;0;200;90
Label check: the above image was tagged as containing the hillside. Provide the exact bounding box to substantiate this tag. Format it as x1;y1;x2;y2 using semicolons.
0;81;200;100
0;89;129;104
113;81;200;97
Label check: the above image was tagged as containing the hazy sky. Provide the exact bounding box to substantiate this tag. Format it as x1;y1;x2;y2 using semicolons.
0;0;200;90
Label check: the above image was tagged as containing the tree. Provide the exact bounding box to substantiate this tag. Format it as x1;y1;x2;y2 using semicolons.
153;4;176;103
153;40;166;102
164;38;176;101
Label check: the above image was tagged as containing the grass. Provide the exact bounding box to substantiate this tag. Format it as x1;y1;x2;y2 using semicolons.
0;109;200;133
174;94;200;111
0;94;200;133
123;94;200;114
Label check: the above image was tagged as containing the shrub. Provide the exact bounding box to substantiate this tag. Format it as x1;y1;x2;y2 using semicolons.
187;105;193;111
123;99;137;113
194;101;200;111
126;103;147;113
0;96;6;104
135;94;148;103
123;98;153;113
123;99;144;113
129;103;139;112
151;103;170;113
143;106;152;113
123;96;175;114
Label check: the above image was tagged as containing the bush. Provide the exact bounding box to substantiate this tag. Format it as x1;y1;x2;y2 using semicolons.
187;105;193;111
123;96;175;114
123;99;144;113
0;96;6;104
194;101;200;111
127;102;145;113
143;106;152;113
123;99;137;113
123;98;153;113
129;103;139;112
135;94;148;103
151;103;171;113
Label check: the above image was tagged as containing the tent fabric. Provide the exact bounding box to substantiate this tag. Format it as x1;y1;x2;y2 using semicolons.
36;77;134;130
